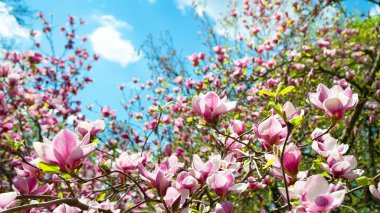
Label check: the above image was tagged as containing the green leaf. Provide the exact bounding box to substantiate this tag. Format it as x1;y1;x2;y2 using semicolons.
269;102;283;117
275;82;284;96
97;193;106;201
57;192;64;198
263;158;276;170
356;176;372;186
279;86;295;96
289;116;303;127
161;101;173;110
259;90;276;97
38;162;60;173
61;173;72;179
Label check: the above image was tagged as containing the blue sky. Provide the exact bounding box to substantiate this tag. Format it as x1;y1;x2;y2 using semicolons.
1;0;379;120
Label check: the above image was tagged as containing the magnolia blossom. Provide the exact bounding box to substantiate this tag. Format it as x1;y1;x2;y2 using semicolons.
254;117;287;150
282;101;304;121
161;187;189;212
309;84;358;120
322;153;364;179
76;119;105;137
282;143;302;176
12;176;51;195
138;164;173;196
33;129;97;172
311;128;332;142
174;171;199;192
284;175;346;212
53;204;81;213
230;120;245;135
369;183;380;201
115;151;148;174
210;202;233;213
312;136;348;158
0;192;17;209
206;170;247;197
192;92;236;123
190;154;220;184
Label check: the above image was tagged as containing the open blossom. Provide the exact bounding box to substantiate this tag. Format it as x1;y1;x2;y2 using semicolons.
254;117;287;150
15;156;40;177
282;101;304;121
299;175;346;212
229;120;245;135
369;183;380;201
174;171;199;192
312;136;348;158
190;154;220;184
12;176;51;195
309;84;358;120
210;202;233;213
138;164;173;196
161;187;189;212
0;192;17;210
206;170;247;197
76;119;105;137
33;129;97;172
53;204;81;213
192;92;236;123
311;128;332;142
115;151;148;174
322;153;364;179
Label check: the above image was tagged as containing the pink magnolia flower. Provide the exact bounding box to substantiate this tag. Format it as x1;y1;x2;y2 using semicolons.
210;202;233;213
0;192;17;209
76;120;105;137
283;143;302;176
15;156;40;177
206;170;247;197
33;129;97;172
192;92;236;123
53;204;81;213
174;171;199;192
300;175;346;212
322;153;364;179
309;84;358;120
12;176;51;195
138;164;173;196
190;154;220;184
254;117;287;150
369;183;380;201
311;128;332;142
312;136;348;158
115;152;148;174
282;101;304;121
162;187;189;212
230;120;245;135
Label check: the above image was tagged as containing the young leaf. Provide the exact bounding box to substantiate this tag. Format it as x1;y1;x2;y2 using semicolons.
356;176;372;186
279;86;295;96
38;162;60;173
263;158;276;170
289;116;303;127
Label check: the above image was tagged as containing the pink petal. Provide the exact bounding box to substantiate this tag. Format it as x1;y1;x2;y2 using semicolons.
52;129;80;160
204;92;220;110
323;97;345;119
304;175;330;202
33;142;58;164
0;192;17;208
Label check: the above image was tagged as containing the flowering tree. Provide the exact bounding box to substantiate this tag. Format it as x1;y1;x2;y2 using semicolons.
1;0;380;212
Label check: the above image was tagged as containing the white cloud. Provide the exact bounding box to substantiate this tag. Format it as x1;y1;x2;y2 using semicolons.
370;5;380;17
0;2;29;39
90;15;141;67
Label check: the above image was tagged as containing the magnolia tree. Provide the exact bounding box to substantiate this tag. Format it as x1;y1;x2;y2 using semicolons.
1;0;380;212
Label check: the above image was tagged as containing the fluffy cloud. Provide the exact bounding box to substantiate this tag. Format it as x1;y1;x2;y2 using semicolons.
90;15;140;67
370;5;380;17
174;0;240;37
0;2;29;39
